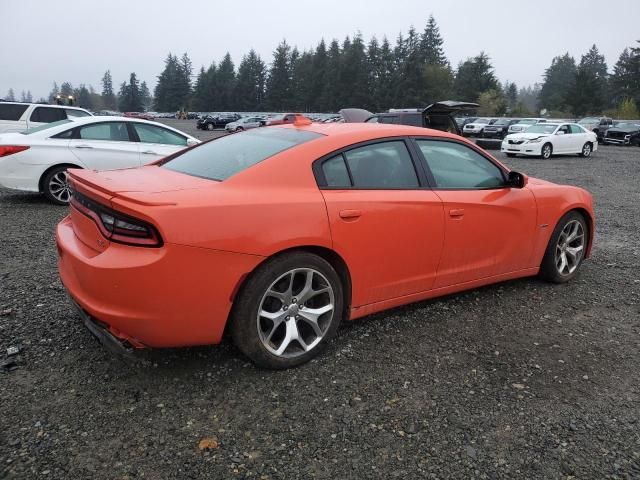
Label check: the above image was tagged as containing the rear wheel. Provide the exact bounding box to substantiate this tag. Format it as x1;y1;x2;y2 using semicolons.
230;252;344;369
235;126;244;132
42;166;72;205
541;143;553;159
579;142;592;157
539;211;587;283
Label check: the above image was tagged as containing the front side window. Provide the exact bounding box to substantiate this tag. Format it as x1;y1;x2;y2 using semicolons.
30;107;66;123
558;124;571;135
417;140;504;189
133;123;187;146
162;128;323;181
79;122;130;141
342;141;419;189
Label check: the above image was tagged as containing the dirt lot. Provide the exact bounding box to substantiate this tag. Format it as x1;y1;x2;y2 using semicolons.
1;135;639;479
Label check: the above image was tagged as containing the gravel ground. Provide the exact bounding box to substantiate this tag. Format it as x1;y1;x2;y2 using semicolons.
1;136;639;479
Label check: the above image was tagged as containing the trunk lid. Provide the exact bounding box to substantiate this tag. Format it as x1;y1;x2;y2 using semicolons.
422;101;479;115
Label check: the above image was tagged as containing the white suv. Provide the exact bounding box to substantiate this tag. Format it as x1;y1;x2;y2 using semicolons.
507;118;546;135
0;102;92;133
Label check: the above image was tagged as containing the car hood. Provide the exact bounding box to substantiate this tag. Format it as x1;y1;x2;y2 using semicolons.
608;125;640;133
423;101;479;114
339;108;374;123
465;122;488;128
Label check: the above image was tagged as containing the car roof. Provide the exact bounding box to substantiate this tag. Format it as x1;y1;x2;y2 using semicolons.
0;101;88;111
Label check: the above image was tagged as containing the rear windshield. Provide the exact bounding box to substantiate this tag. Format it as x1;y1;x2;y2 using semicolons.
162;127;323;181
21;119;72;134
0;103;29;121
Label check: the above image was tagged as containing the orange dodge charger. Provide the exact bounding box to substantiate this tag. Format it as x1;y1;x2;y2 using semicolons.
57;121;594;369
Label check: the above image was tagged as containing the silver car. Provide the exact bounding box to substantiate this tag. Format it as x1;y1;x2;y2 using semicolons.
225;116;264;133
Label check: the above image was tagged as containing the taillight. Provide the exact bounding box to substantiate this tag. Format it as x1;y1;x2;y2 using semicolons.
0;145;30;157
70;190;162;247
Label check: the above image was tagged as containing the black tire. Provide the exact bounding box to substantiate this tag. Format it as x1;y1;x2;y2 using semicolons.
579;142;592;157
42;166;72;205
230;252;344;369
539;211;588;283
506;153;516;158
235;127;244;132
541;143;553;159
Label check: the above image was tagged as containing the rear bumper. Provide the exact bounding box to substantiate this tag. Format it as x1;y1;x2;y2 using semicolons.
56;216;264;348
0;158;43;192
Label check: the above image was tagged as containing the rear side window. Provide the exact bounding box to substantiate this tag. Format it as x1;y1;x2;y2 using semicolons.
30;107;66;123
417;140;504;189
0;103;29;120
132;123;187;146
79;122;130;141
163;128;323;181
322;155;351;187
341;141;419;189
570;125;584;134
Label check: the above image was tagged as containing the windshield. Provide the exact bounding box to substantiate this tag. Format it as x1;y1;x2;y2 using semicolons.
526;124;558;134
21;119;72;135
493;119;511;125
579;117;599;124
162;127;323;181
518;119;538;125
474;118;490;124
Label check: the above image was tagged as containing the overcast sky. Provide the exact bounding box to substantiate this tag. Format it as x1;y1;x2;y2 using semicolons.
1;0;638;101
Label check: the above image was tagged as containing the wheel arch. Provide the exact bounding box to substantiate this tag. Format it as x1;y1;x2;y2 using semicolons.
38;163;83;193
226;245;353;334
568;206;594;258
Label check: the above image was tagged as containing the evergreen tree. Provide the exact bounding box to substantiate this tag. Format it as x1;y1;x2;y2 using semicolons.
309;40;328;111
320;39;342;112
60;82;74;98
6;88;15;101
140;81;152;110
290;50;315;111
453;52;499;102
419;15;447;66
192;64;217;111
118;73;143;111
567;45;608;116
101;70;116;109
611;43;640;107
266;40;293;111
339;34;370;109
538;53;577;113
377;37;395;110
504;82;518;111
48;82;59;103
394;27;424;106
75;84;92;109
477;88;507;116
154;54;186;111
216;53;236;111
235;50;267;111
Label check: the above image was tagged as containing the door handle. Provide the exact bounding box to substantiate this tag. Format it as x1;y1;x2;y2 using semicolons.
339;209;362;220
449;209;465;218
75;144;93;149
141;150;158;155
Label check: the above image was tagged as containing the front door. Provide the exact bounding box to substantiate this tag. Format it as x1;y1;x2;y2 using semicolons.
130;122;189;163
318;139;445;307
414;138;537;288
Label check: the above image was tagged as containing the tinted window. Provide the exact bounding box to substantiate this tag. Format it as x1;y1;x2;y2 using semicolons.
163;128;323;181
322;155;351;187
417;140;504;189
0;103;29;120
30;107;66;123
66;108;91;118
79;122;130;141
570;124;584;134
133;123;187;146
343;141;418;189
400;114;423;127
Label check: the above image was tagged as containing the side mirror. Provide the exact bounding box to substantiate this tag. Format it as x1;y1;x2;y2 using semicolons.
507;171;528;189
186;138;199;147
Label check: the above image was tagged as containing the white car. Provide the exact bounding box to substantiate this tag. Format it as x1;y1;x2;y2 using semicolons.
0;116;200;204
0;102;92;134
462;118;495;137
501;123;597;159
224;116;265;133
507;118;546;135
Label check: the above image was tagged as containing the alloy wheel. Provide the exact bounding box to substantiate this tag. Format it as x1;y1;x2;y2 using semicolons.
542;144;552;159
257;268;335;358
582;143;591;157
555;220;585;276
49;171;71;204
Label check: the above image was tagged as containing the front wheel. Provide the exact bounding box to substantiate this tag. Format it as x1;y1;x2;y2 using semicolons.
579;142;592;157
235;127;244;132
230;252;344;369
42;166;72;205
541;143;553;159
539;211;588;283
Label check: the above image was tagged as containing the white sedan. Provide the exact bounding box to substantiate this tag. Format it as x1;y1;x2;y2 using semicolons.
501;123;597;159
0;116;200;204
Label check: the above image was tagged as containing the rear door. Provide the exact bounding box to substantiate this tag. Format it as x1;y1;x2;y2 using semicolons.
554;124;574;153
317;139;445;307
414;138;537;287
130;122;189;162
69;121;141;170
